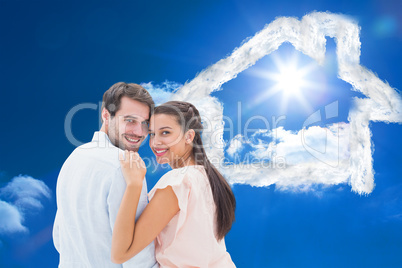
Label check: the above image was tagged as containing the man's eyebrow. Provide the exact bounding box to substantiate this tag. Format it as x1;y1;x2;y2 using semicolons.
124;115;149;121
123;115;138;119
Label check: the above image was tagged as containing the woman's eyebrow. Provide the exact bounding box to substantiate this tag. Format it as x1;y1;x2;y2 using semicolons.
149;126;172;132
148;126;173;132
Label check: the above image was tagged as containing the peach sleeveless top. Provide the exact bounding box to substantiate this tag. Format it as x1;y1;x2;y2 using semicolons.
148;165;235;268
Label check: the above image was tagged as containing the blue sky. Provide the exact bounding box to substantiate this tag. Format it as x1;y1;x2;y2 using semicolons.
1;0;401;267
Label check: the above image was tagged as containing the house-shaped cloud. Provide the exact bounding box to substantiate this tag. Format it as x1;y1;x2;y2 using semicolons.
170;11;402;195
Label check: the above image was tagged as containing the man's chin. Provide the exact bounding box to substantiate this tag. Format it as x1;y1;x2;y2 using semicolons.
115;141;142;151
126;147;140;152
124;143;141;152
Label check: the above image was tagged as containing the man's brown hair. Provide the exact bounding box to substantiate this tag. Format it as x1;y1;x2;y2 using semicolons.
101;82;154;121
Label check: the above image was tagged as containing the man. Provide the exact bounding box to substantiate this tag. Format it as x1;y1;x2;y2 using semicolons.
53;82;158;267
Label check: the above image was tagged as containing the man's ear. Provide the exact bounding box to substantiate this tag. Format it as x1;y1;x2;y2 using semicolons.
101;108;111;125
185;129;195;144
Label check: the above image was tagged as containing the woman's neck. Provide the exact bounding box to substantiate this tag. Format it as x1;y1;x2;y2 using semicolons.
170;152;195;169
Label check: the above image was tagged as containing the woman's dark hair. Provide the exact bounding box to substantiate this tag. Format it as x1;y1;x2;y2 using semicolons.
154;101;236;240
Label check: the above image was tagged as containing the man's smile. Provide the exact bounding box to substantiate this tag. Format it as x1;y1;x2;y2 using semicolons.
124;135;141;144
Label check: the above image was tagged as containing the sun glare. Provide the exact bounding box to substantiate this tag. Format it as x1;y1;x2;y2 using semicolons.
247;52;320;114
276;65;304;94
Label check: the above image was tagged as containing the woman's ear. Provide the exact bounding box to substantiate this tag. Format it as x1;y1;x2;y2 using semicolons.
185;129;195;144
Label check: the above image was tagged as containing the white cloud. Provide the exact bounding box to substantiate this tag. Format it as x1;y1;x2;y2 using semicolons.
0;175;51;211
141;81;182;106
226;134;246;157
0;175;51;235
221;161;350;193
266;123;350;166
0;200;27;234
165;11;402;194
221;123;350;192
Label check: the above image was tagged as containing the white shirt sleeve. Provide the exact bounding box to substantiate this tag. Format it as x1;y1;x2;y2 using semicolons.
106;168;157;268
106;168;149;229
53;210;60;253
107;168;126;231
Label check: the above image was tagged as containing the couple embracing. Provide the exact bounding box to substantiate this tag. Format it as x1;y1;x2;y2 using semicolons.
53;82;236;267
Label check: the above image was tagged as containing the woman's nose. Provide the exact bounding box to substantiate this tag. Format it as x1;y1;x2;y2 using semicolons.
151;136;163;146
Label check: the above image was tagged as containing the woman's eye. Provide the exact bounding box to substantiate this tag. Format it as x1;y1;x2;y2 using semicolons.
162;131;169;135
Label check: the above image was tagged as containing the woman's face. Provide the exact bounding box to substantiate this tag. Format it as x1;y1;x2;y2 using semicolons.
149;113;193;168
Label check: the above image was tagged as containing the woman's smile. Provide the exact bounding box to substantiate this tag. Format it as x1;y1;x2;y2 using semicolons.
153;147;169;157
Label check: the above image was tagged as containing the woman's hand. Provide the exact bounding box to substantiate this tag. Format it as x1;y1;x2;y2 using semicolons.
119;150;147;186
112;151;180;264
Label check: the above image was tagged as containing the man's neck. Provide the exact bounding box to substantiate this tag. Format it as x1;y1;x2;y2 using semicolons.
100;123;107;134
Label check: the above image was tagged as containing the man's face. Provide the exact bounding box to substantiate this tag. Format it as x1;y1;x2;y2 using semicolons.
107;96;150;151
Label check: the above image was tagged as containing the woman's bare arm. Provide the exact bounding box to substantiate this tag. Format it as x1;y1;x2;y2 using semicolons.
111;151;179;264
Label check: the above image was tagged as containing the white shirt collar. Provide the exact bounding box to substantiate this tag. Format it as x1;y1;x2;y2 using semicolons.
91;131;115;148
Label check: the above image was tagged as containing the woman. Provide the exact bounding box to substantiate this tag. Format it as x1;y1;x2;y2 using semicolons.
111;101;236;267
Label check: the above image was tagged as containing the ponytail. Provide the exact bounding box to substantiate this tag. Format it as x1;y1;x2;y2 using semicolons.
193;132;236;240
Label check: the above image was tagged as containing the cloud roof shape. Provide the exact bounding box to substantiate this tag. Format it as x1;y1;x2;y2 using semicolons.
170;11;402;194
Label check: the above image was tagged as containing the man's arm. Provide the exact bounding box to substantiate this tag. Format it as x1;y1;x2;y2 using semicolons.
52;210;60;253
107;168;128;234
108;165;150;225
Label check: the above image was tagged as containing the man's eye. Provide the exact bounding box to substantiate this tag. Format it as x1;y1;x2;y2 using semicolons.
149;133;155;137
126;119;134;123
141;121;149;126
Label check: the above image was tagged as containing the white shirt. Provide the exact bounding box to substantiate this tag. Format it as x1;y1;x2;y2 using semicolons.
53;131;157;268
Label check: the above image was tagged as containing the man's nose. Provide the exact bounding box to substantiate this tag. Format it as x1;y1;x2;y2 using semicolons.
125;122;144;136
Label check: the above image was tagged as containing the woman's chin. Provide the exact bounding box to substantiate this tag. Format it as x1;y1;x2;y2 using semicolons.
155;156;169;165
